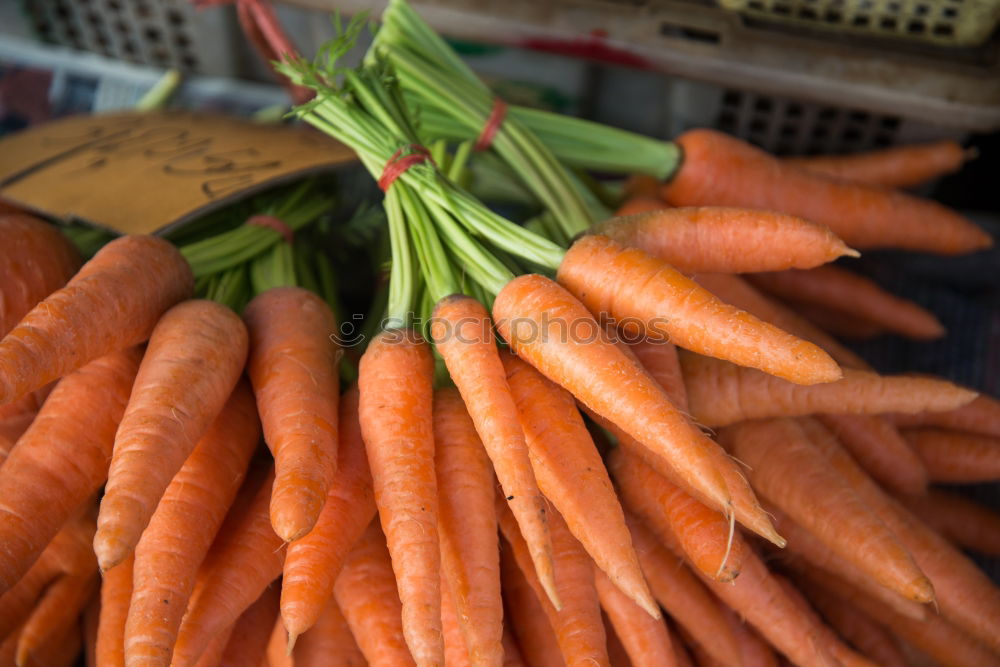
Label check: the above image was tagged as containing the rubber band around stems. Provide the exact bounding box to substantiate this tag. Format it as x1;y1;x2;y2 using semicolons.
246;215;295;243
474;97;508;152
378;145;435;192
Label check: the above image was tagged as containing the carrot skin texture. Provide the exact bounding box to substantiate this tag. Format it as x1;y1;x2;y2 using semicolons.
358;329;442;666
123;380;260;667
244;287;340;542
902;427;1000;482
615;196;669;216
890;393;1000;438
501;352;655;616
557;235;842;385
0;347;142;593
747;266;945;340
97;553;134;667
493;273;732;516
96;300;248;571
0;235;193;404
280;386;375;641
817;414;927;496
0;213;81;336
784;140;968;188
218;584;281;667
597;207;855;274
441;572;472;667
594;566;677;667
433;388;504;666
662;128;992;253
16;570;98;666
293;596;364;667
500;550;563;667
680;351;977;426
334;520;415;667
898;489;1000;556
431;295;555;608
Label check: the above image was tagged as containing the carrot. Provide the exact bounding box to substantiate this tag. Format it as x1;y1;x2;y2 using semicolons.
661;128;992;253
0;235;192;404
627;340;688;409
817;414;927;496
794;302;886;339
432;387;503;665
692;272;869;370
171;467;286;667
431;295;554;607
16;571;98;666
594;566;676;667
123;380;259;666
0;411;34;464
501;628;527;667
796;576;908;667
358;328;442;666
96;552;133;667
604;614;633;667
334;520;415;667
12;618;82;667
719;417;933;603
500;352;655;615
625;515;740;666
0;213;81;336
901;427;1000;482
783;140;970;188
265;615;293;667
720;607;778;667
671;633;695;667
500;550;563;667
96;299;248;570
193;626;233;667
898;489;1000;556
219;585;281;667
615;196;669;216
747;266;945;340
803;417;1000;653
623;174;663;200
441;572;472;667
889;393;1000;438
556;237;843;385
608;446;743;582
0;347;141;594
83;593;99;667
497;498;609;666
280;386;376;643
244;287;340;542
492;273;732;514
598;207;855;275
679;351;977;427
293;596;364;667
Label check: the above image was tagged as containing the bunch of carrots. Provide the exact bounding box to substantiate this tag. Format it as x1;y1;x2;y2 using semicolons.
1;2;1000;666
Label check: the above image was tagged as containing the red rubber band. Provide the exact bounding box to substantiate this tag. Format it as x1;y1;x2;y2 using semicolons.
247;214;295;243
378;145;433;192
474;97;508;152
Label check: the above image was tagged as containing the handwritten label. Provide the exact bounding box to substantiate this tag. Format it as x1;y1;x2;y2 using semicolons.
0;110;355;235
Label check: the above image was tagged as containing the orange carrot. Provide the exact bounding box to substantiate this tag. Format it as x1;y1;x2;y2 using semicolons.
594;566;676;667
219;584;281;667
0;411;34;464
0;347;141;594
671;633;695;667
784;140;970;188
608;446;744;582
901;427;1000;482
661;128;992;253
598;207;855;274
124;380;259;666
16;571;98;666
280;386;375;643
193;625;233;667
627;340;688;409
501;628;527;667
615;196;669;216
556;236;843;385
244;287;340;542
817;414;927;495
679;351;977;426
604;613;633;667
0;213;81;337
898;489;1000;556
623;174;663;200
441;572;472;667
171;467;286;667
720;607;779;667
500;550;563;667
501;352;655;615
747;266;945;340
625;515;740;666
431;295;554;607
11;617;82;667
334;520;415;666
96;552;133;667
0;235;192;404
265;615;293;667
497;499;609;666
96;299;248;570
358;328;442;666
433;388;503;665
293;596;364;667
794;302;886;339
719;418;932;603
492;273;731;514
889;393;1000;438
